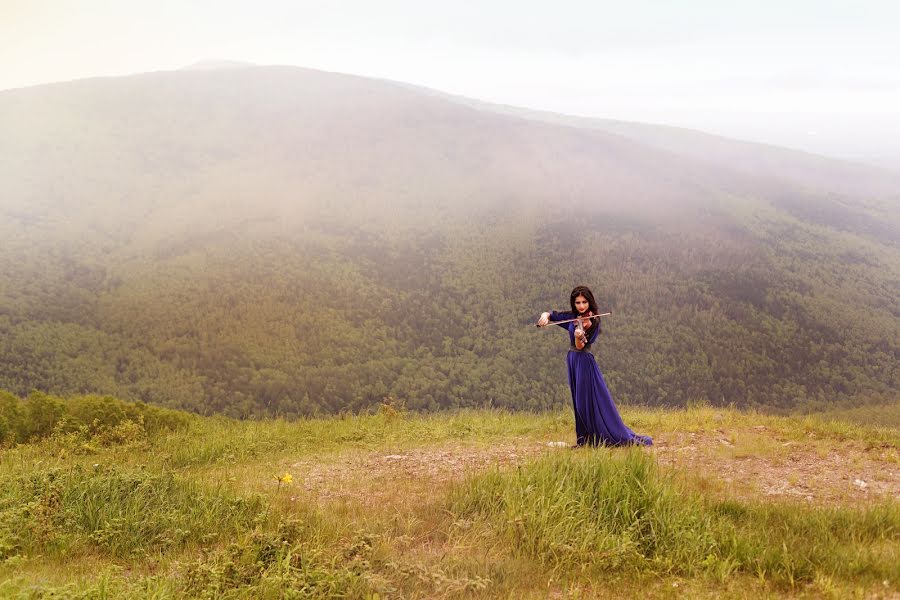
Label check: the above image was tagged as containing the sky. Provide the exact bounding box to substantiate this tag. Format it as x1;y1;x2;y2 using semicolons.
3;0;900;167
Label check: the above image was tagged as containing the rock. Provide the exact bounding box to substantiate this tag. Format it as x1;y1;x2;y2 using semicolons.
853;479;868;490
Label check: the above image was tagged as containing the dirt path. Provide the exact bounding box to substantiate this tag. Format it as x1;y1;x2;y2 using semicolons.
287;430;899;508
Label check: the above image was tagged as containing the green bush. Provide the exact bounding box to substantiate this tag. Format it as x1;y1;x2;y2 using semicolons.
23;391;65;440
0;389;192;445
0;390;23;445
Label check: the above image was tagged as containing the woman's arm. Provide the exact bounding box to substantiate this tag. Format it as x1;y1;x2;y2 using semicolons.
537;311;575;329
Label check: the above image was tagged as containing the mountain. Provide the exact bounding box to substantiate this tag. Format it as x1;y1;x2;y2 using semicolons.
0;66;897;417
410;85;900;200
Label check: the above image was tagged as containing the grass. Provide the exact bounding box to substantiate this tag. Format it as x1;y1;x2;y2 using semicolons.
813;401;900;430
0;400;897;598
450;450;899;588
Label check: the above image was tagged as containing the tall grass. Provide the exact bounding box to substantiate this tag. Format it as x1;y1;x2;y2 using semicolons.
450;449;900;588
812;402;900;430
0;465;264;559
0;466;374;597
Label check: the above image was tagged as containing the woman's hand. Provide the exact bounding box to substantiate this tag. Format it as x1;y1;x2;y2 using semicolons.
537;312;551;327
574;328;586;349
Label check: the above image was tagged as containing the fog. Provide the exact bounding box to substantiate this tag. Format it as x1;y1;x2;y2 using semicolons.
0;51;897;420
3;0;899;168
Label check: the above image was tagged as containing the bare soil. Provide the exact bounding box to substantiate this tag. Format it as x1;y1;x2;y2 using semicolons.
291;440;546;506
654;429;900;505
288;429;899;508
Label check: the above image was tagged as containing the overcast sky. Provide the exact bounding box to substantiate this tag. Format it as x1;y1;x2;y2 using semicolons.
3;0;900;167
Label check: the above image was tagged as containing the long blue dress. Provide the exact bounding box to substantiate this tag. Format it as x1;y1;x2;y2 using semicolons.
550;311;653;447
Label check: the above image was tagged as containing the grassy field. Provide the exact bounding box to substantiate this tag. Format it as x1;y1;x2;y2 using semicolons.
0;400;898;599
814;402;900;430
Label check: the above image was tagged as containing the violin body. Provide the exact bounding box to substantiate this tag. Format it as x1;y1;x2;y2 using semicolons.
574;312;593;349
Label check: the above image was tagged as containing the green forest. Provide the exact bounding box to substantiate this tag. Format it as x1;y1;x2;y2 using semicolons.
0;67;897;418
1;204;896;418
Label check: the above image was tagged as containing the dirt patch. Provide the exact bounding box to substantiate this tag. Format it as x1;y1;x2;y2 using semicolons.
289;439;550;506
284;429;899;508
654;430;900;505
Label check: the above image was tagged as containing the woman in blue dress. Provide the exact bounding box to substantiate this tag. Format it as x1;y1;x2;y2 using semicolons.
538;285;652;447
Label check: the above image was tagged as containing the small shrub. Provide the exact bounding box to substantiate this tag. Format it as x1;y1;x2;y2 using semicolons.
378;396;405;421
23;391;65;440
0;390;24;445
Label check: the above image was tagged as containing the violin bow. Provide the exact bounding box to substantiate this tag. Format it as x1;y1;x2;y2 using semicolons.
536;311;612;328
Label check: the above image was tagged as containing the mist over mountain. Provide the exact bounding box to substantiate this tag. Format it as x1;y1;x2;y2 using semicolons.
180;60;257;71
1;66;897;417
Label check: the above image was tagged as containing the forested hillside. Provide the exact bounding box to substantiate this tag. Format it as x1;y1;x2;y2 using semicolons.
0;66;897;417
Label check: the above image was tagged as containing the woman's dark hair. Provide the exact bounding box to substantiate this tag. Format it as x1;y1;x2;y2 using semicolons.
569;285;599;315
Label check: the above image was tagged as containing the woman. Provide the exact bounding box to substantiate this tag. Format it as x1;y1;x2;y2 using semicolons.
538;285;652;447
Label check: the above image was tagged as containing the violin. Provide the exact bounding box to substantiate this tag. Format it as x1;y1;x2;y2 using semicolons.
573;311;593;349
